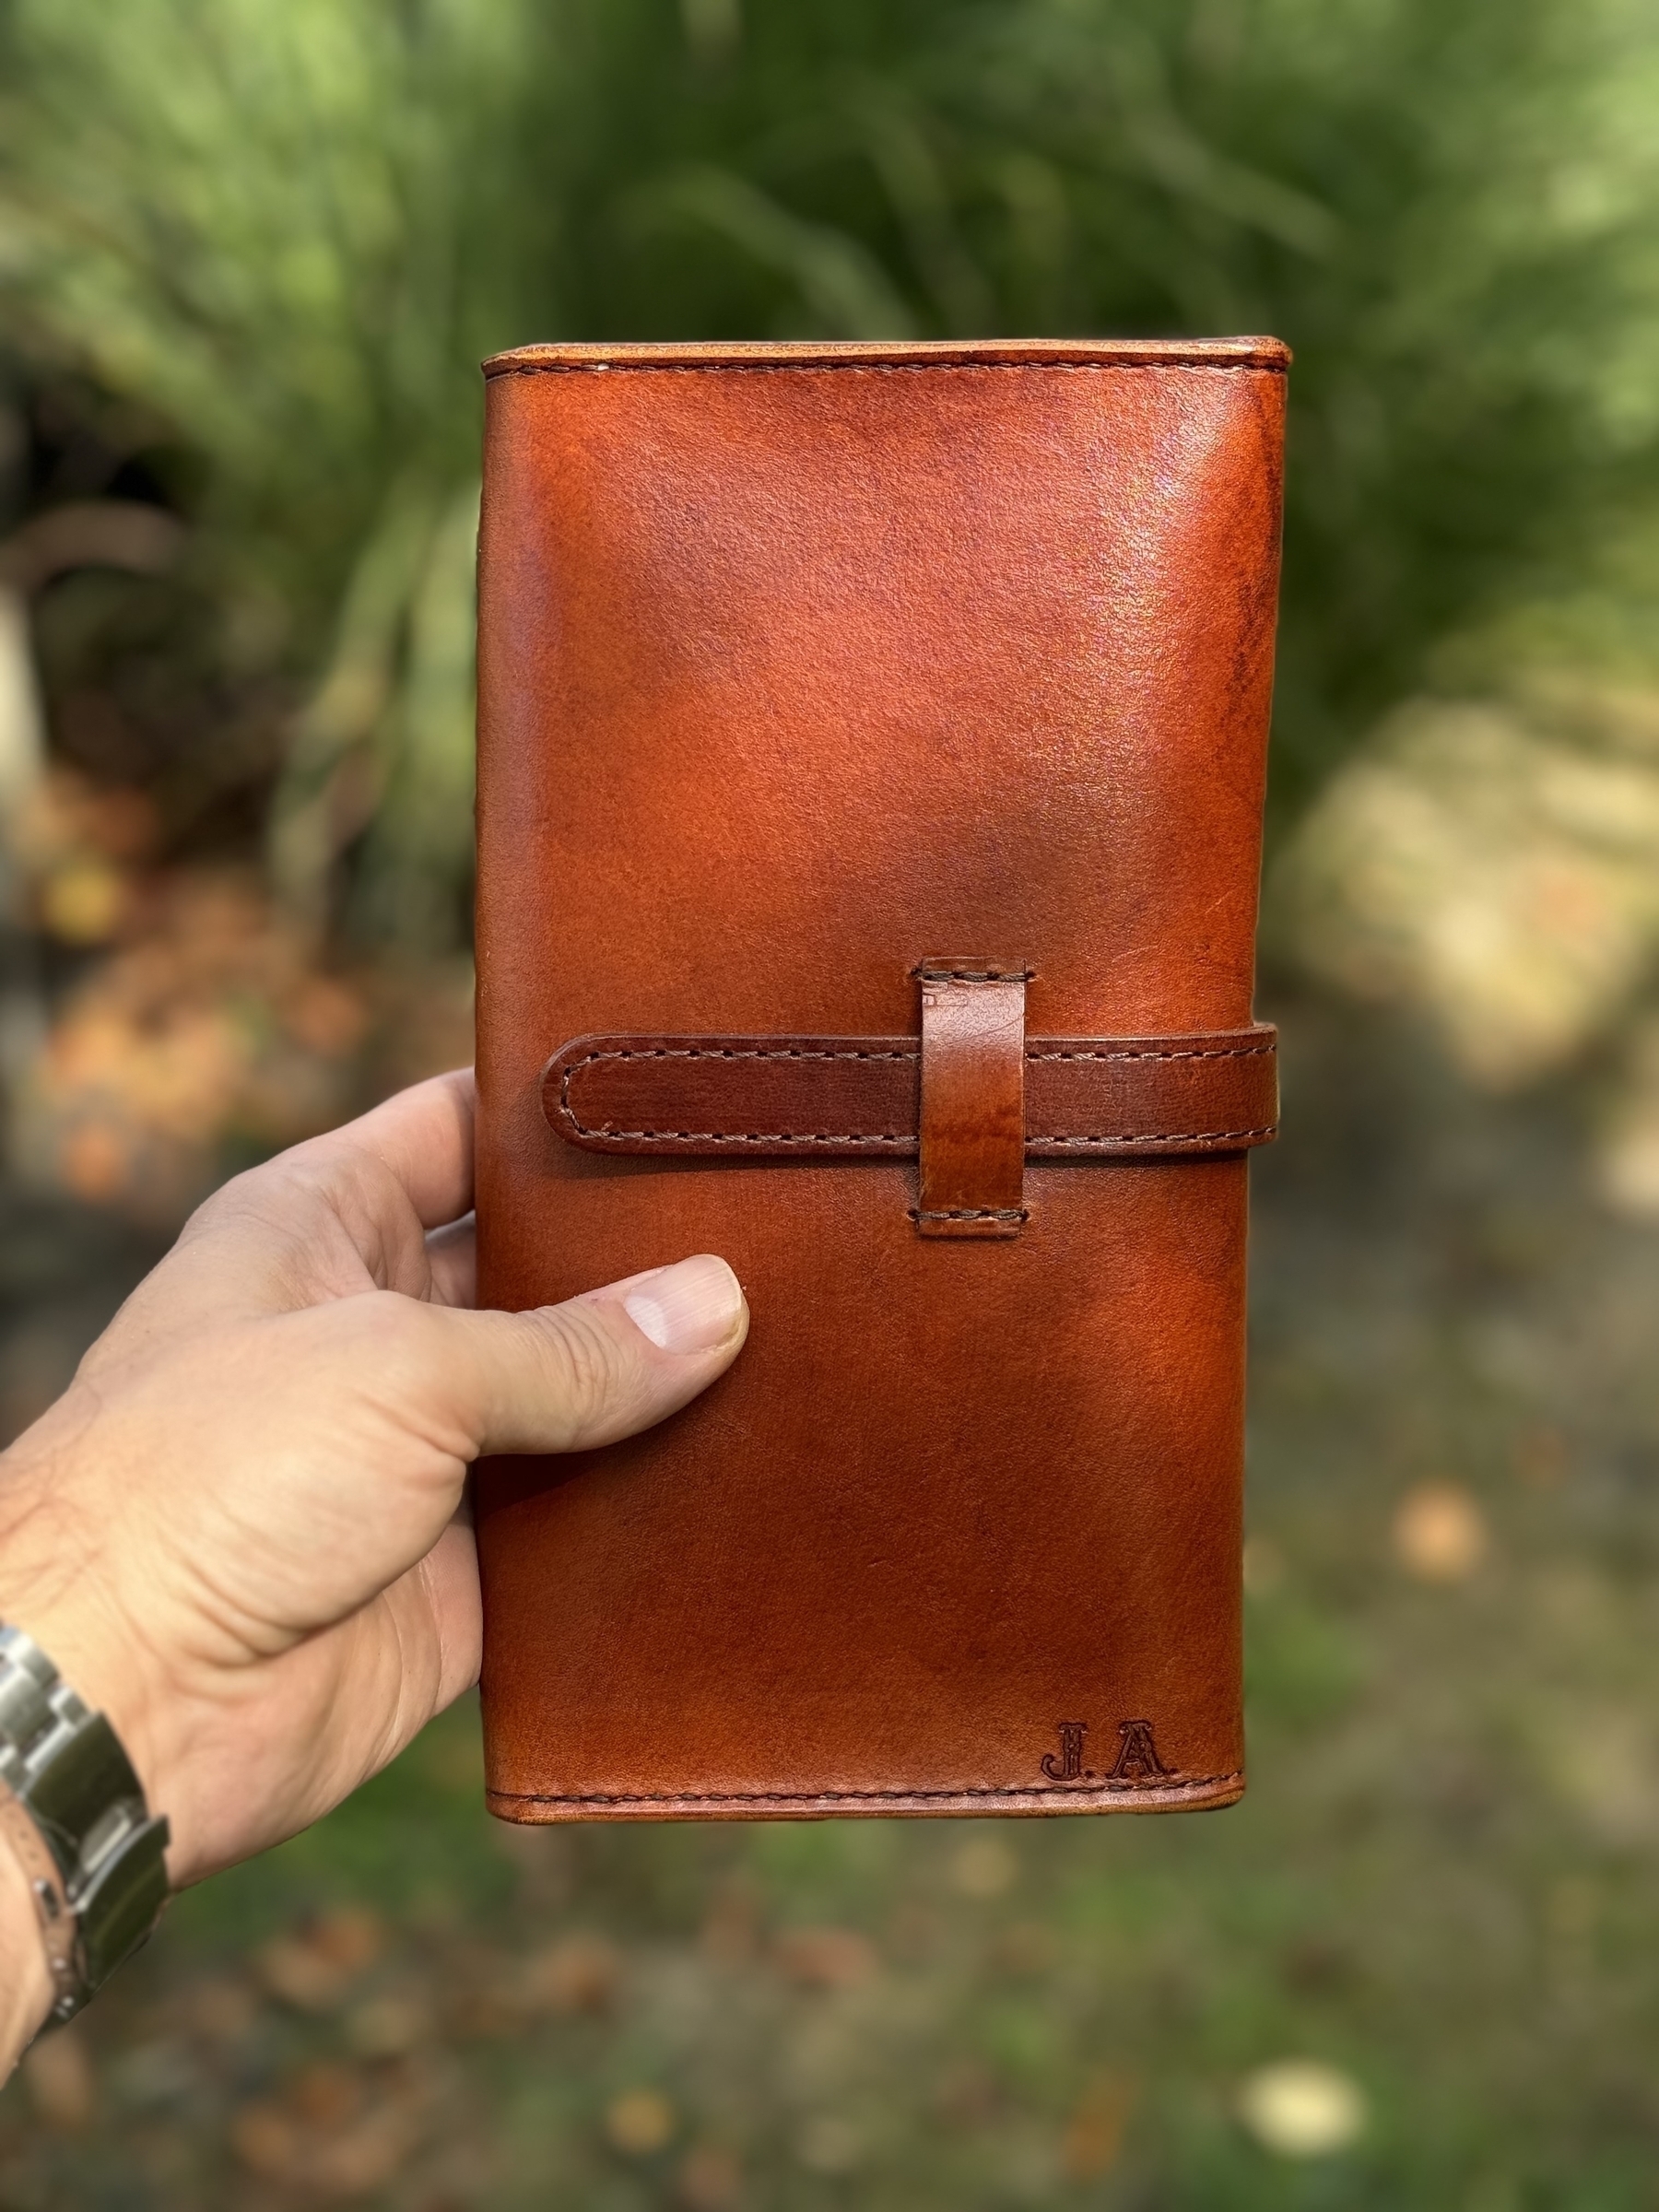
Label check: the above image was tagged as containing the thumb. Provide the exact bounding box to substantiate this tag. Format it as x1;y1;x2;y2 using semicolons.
433;1253;749;1456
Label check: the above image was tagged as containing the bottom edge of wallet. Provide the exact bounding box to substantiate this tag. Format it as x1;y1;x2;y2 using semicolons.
485;1774;1245;1822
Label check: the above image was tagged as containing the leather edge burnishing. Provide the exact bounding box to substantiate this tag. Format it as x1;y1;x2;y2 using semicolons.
485;1773;1245;1821
484;335;1291;377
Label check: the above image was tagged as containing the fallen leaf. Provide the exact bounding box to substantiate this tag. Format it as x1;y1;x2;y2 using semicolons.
773;1927;879;1990
1061;2069;1137;2180
606;2088;676;2156
256;1910;382;2012
288;2062;364;2131
1394;1484;1488;1582
678;2141;742;2208
522;1933;620;2015
347;1992;434;2058
308;2101;420;2197
230;2100;302;2179
22;2030;95;2128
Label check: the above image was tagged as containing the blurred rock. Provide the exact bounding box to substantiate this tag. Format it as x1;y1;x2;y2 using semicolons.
1236;2059;1367;2158
1278;686;1659;1088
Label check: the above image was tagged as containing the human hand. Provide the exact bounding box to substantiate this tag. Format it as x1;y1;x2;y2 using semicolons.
0;1070;747;2041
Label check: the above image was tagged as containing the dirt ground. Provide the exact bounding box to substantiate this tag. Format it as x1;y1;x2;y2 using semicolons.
3;979;1659;2209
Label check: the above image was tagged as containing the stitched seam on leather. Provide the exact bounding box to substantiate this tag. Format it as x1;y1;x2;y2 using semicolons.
556;1041;1276;1146
1040;1125;1277;1147
912;965;1034;982
565;1127;1273;1147
488;1771;1243;1805
558;1042;916;1147
578;1131;912;1146
910;1206;1028;1223
495;361;1283;379
1027;1044;1272;1061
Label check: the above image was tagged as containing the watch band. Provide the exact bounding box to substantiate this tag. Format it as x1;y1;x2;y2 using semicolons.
0;1623;170;2025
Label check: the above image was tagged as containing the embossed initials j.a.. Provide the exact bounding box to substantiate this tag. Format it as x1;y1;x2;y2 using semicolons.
1108;1719;1171;1783
1041;1722;1088;1781
1040;1718;1172;1784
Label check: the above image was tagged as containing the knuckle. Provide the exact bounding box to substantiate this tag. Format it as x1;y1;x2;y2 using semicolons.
532;1302;639;1442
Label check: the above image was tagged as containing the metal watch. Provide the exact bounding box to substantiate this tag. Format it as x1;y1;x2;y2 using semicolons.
0;1622;170;2025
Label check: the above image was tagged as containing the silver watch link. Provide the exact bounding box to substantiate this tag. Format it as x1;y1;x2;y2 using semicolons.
0;1623;170;2025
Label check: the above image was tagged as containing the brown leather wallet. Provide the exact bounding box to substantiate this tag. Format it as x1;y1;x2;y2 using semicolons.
474;337;1287;1820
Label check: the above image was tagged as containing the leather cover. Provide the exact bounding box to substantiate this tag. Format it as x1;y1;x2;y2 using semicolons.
474;336;1288;1821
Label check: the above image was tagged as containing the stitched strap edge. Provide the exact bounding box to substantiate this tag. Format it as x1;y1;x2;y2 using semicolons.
543;1028;1278;1156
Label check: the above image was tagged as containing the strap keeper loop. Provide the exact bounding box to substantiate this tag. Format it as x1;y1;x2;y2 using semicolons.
914;960;1028;1240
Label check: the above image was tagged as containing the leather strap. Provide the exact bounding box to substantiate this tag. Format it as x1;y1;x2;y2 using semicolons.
913;963;1028;1240
543;1023;1277;1161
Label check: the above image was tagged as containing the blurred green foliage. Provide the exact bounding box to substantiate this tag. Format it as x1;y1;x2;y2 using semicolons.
4;0;1659;937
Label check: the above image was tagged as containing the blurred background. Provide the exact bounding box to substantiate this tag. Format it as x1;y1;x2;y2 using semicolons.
3;0;1659;2203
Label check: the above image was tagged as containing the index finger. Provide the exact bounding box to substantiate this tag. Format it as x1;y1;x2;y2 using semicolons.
330;1067;477;1231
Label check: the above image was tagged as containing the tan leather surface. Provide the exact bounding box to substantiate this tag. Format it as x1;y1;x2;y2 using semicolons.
475;336;1286;1819
543;1024;1279;1161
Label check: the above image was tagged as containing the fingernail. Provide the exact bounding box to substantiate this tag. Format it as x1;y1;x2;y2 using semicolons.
622;1254;744;1355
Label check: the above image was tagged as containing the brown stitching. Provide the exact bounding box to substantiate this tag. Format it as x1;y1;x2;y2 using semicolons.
910;1206;1029;1224
564;1126;1272;1147
557;1041;916;1147
566;1045;917;1063
1026;1043;1272;1062
576;1128;912;1147
489;1771;1242;1806
1038;1126;1276;1147
555;1040;1276;1147
912;964;1035;982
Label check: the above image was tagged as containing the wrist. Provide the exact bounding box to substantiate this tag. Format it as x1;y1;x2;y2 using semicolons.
0;1443;187;1881
0;1814;53;2070
0;1614;171;2030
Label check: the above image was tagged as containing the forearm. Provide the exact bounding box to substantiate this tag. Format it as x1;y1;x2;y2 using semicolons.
0;1828;52;2077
